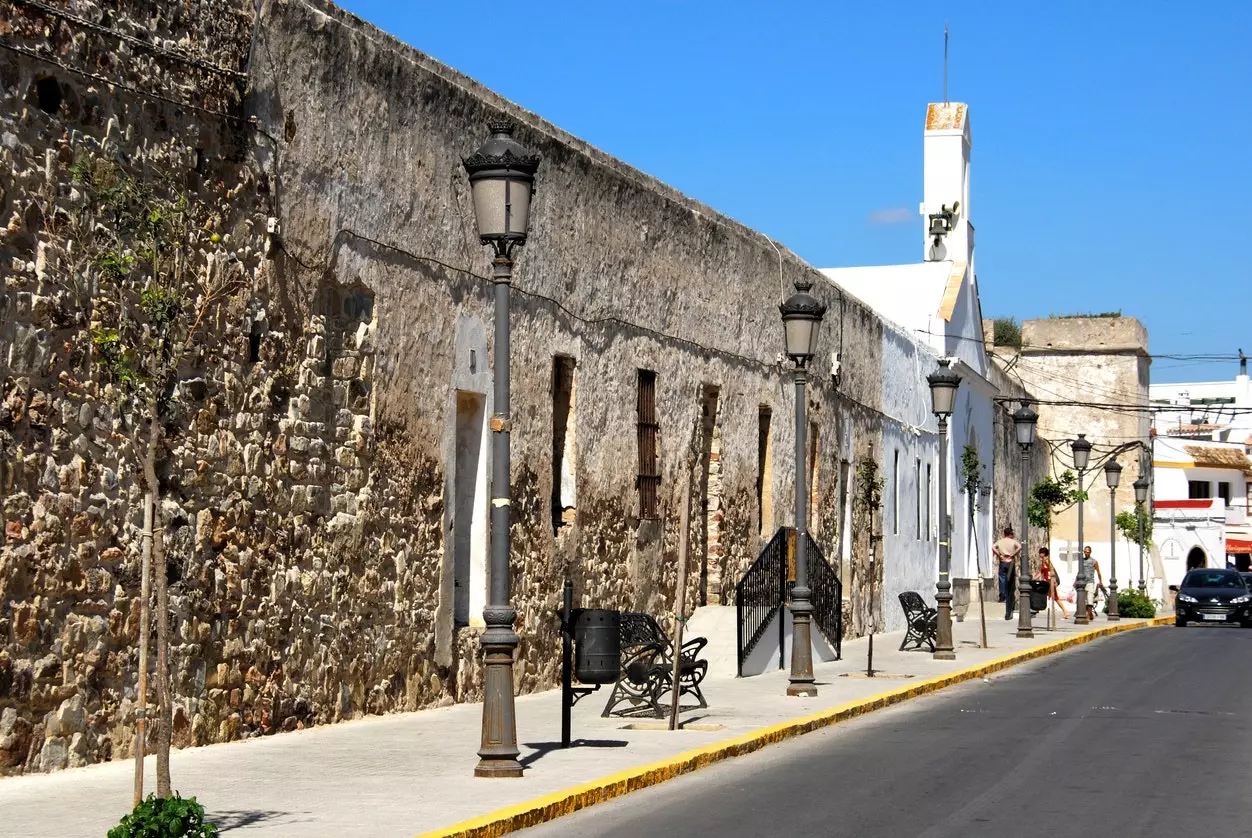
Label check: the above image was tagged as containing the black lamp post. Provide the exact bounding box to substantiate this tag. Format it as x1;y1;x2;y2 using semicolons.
1071;434;1093;624
927;359;961;660
1105;459;1123;620
1134;475;1149;594
462;120;540;778
1012;403;1038;638
780;278;826;697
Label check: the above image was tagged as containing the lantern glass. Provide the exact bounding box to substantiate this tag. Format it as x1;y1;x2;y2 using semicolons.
1133;476;1149;504
1104;459;1122;489
470;174;532;240
927;360;960;418
783;316;812;360
1071;434;1092;471
1013;405;1038;446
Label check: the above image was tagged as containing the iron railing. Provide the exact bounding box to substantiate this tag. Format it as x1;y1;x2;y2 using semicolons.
735;528;788;677
807;537;844;660
735;528;844;676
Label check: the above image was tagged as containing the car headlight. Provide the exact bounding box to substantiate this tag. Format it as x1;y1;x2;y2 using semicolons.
1232;595;1250;604
1178;593;1198;603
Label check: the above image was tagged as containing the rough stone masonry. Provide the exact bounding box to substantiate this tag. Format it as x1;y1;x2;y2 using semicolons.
0;0;998;777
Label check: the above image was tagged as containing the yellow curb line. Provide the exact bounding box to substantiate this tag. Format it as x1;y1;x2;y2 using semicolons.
416;617;1172;838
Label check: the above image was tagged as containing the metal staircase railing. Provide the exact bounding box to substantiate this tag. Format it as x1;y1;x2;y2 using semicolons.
807;536;844;660
735;528;843;676
734;528;788;677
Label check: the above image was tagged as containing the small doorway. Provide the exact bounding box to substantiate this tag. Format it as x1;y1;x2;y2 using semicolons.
698;385;721;605
1186;547;1207;571
453;391;487;626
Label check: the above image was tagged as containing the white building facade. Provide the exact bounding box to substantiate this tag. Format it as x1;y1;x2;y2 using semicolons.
821;103;999;619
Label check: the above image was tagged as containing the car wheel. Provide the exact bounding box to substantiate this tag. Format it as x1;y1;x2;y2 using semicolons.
1176;617;1187;627
1241;620;1252;629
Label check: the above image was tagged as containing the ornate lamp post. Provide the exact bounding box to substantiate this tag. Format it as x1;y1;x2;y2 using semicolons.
1104;458;1123;620
780;278;826;697
1071;434;1093;624
462;120;540;778
1012;403;1038;638
927;359;961;660
1134;475;1149;594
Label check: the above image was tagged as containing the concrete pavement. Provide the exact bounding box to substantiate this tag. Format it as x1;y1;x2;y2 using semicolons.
525;621;1241;838
0;607;1166;837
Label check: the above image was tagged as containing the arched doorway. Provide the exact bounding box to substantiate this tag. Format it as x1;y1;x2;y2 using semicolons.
1186;547;1206;570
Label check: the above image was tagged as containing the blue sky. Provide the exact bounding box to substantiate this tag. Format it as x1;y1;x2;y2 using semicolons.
337;1;1249;384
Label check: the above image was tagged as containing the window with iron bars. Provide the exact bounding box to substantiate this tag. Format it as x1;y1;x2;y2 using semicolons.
637;370;660;519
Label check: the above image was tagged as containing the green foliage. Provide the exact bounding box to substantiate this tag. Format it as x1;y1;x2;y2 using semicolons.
90;328;144;392
855;457;884;515
959;445;983;498
99;250;135;282
1048;311;1122;319
1103;588;1156;619
1028;471;1087;530
1115;503;1153;547
107;793;218;838
140;285;181;328
991;317;1022;348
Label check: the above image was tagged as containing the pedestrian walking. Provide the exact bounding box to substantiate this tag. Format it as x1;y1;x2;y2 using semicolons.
1038;547;1069;619
1079;545;1108;621
993;526;1022;620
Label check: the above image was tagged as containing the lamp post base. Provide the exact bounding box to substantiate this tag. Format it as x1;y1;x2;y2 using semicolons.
787;597;818;697
934;586;955;660
475;615;523;779
1017;584;1034;638
1107;583;1120;620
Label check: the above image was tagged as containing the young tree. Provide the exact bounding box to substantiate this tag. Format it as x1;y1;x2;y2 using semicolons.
1028;470;1088;545
958;445;987;647
70;151;248;799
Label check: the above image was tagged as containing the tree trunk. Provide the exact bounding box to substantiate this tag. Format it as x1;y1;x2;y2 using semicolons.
142;405;173;797
133;485;153;806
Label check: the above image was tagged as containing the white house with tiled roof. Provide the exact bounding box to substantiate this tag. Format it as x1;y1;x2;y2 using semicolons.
820;103;999;609
1151;435;1252;578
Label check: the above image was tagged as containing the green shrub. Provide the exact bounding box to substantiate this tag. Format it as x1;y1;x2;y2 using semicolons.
992;317;1022;348
108;793;218;838
1103;588;1155;619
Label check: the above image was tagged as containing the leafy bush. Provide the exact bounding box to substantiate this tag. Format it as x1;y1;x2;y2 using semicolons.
1103;588;1155;619
991;318;1022;348
108;794;218;838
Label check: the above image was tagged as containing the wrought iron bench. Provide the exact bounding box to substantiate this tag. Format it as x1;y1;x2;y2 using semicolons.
898;591;938;652
602;612;709;718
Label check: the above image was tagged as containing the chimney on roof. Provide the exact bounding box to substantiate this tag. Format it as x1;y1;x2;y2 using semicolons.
923;102;971;268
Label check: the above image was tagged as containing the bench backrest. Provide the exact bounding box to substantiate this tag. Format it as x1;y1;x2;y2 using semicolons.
620;612;667;648
898;591;931;622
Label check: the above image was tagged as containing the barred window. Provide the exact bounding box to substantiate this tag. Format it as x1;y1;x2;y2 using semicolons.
637;370;660;519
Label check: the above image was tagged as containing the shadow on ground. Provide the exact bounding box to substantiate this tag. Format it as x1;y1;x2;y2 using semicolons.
520;739;629;768
208;809;310;832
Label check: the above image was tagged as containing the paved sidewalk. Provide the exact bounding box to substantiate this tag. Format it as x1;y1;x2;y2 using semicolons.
0;609;1164;838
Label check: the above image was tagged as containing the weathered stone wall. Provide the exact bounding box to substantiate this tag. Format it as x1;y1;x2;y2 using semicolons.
989;361;1051;575
1015;317;1150;555
0;0;907;776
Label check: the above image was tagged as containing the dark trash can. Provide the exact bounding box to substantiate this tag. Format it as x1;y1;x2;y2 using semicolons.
1029;580;1050;613
572;608;620;684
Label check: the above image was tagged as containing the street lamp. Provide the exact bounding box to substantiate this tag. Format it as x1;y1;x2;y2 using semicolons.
462;119;540;778
780;277;826;697
1134;475;1149;594
1104;458;1123;620
1071;434;1092;624
927;359;961;660
1012;403;1038;638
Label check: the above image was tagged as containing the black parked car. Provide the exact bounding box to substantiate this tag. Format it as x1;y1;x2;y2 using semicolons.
1172;569;1252;627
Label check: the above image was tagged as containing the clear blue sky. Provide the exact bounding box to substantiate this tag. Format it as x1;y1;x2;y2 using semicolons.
337;0;1249;384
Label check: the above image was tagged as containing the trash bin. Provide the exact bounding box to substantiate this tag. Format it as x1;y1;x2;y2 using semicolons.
1029;580;1049;613
572;608;620;684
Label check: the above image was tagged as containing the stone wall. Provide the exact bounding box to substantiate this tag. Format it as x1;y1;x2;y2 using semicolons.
0;0;938;777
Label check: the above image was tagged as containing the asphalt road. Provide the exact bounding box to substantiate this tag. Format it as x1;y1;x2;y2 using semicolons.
523;625;1252;838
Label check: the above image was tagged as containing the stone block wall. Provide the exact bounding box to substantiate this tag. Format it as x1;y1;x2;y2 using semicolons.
1;0;909;777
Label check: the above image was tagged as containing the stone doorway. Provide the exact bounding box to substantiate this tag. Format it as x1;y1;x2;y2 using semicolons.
452;390;487;626
698;386;723;605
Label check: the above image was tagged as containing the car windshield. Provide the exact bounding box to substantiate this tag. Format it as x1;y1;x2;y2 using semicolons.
1183;572;1245;589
